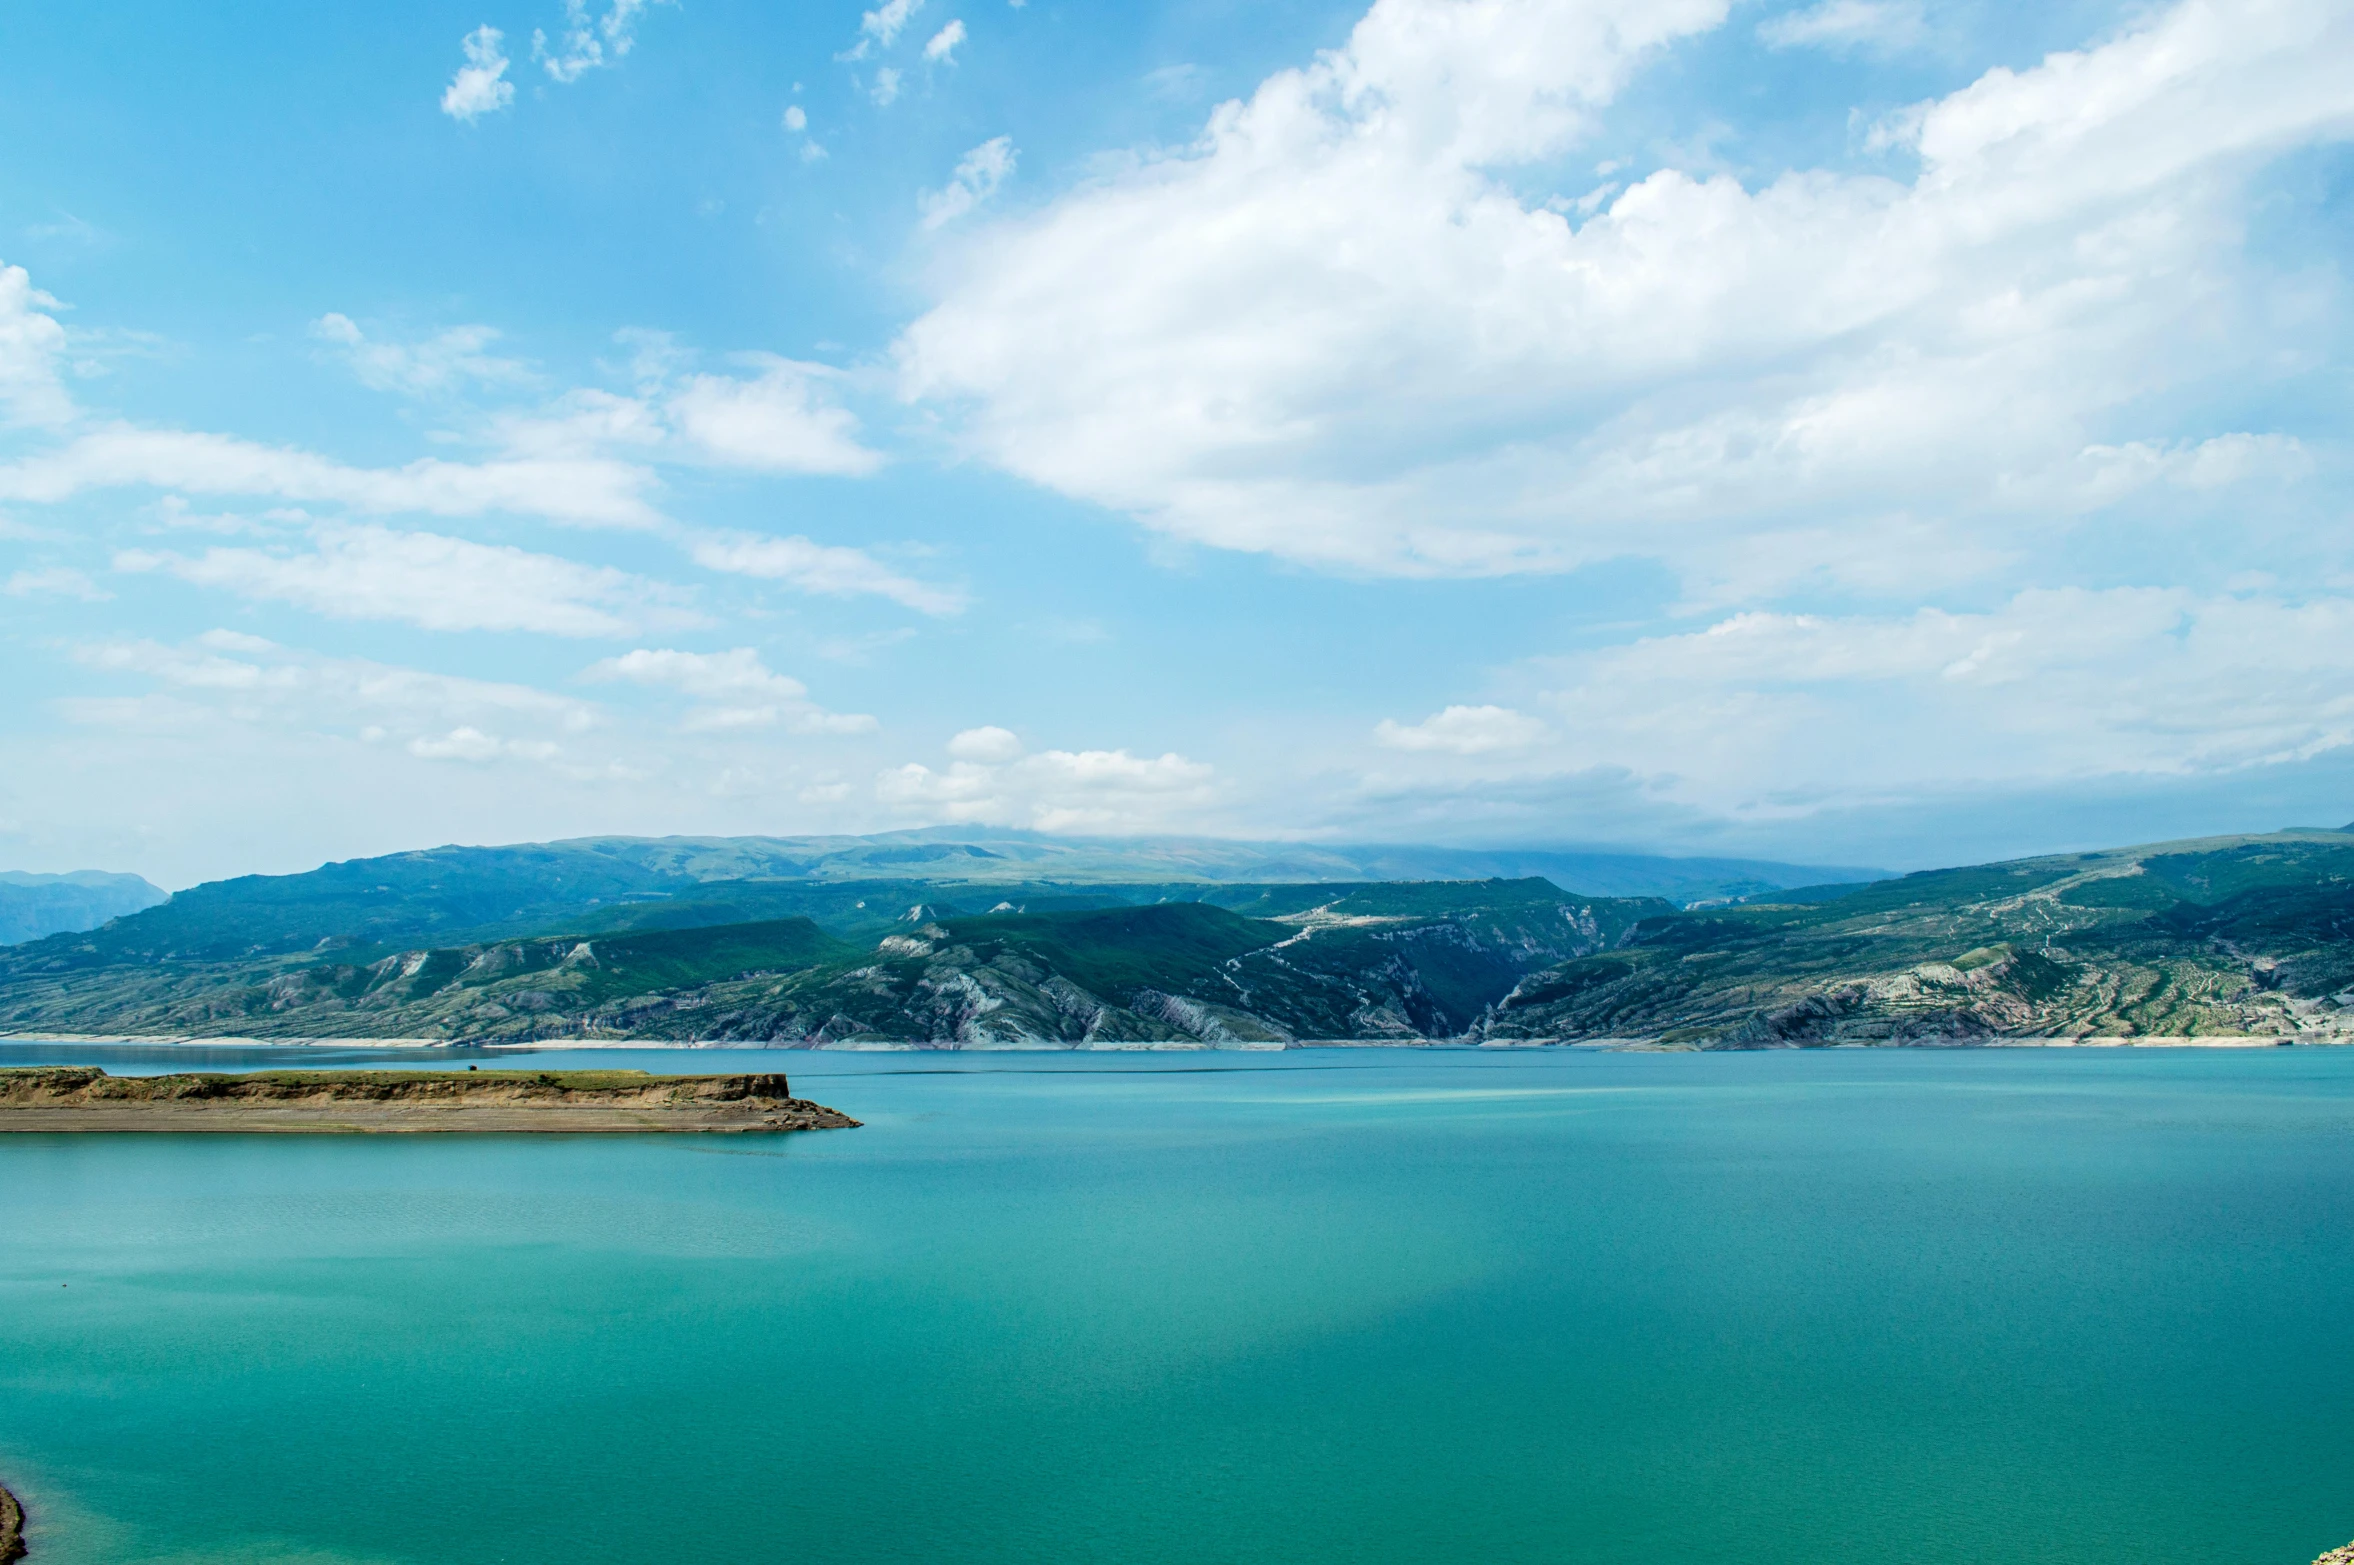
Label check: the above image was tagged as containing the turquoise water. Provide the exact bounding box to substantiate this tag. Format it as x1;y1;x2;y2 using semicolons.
2;1045;2352;1564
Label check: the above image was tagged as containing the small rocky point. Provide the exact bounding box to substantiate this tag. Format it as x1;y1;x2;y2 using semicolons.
2316;1544;2354;1565
0;1479;23;1564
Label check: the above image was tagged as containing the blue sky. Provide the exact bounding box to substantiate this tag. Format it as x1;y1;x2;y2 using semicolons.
2;0;2351;887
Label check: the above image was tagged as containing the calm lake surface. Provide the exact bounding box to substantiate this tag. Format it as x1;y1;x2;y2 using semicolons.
2;1045;2351;1565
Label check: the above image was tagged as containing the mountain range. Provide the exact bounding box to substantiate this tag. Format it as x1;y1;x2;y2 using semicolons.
0;871;167;948
2;828;2348;1047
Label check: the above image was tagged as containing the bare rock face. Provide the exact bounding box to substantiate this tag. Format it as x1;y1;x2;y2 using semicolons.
0;1478;23;1563
2314;1542;2354;1564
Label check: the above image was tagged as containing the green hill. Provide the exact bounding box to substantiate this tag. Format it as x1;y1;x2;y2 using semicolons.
0;878;1651;1044
10;830;2352;1047
0;918;852;1041
0;830;1872;979
1485;830;2354;1045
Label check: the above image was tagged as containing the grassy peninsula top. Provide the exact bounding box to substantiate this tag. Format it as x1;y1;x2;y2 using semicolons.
0;1066;858;1134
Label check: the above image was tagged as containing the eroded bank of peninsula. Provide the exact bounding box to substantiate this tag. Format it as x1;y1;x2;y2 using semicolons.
0;1067;858;1134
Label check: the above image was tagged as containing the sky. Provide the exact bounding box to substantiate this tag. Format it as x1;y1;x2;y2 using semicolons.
2;0;2351;888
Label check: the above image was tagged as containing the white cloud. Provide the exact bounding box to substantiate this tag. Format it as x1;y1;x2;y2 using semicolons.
489;386;669;459
1757;0;1925;53
535;0;671;82
311;314;532;397
783;104;808;132
1375;704;1547;755
847;0;924;59
872;67;903;106
410;726;562;763
917;136;1015;229
924;20;967;62
689;531;966;615
480;346;879;477
947;724;1022;762
0;273;887;555
0;262;72;427
70;633;599;757
4;566;109;601
664;358;883;475
583;646;877;733
896;0;2354;586
113;522;691;637
441;25;516;121
878;745;1216;832
0;423;664;527
1365;590;2354;826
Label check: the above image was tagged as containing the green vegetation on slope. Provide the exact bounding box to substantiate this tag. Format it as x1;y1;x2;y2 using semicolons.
1486;831;2354;1045
10;832;2354;1047
0;877;1649;1045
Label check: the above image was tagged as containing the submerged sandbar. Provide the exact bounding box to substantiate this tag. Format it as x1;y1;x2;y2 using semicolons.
0;1066;858;1134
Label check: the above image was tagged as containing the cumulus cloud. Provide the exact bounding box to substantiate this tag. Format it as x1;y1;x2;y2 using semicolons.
0;262;73;427
783;105;808;132
535;0;672;82
878;743;1216;833
1756;0;1925;53
896;0;2354;586
583;646;876;733
924;20;966;62
665;358;883;475
688;532;966;615
311;314;532;397
113;523;692;637
947;724;1022;762
917;136;1015;229
441;25;516;121
1375;704;1547;755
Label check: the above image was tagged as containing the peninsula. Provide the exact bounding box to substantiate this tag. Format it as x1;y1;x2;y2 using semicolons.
0;1067;858;1134
0;1479;21;1564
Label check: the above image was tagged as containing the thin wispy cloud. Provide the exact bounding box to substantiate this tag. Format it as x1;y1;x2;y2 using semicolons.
844;0;925;59
535;0;674;82
114;523;697;637
918;136;1015;228
924;20;967;62
689;532;966;616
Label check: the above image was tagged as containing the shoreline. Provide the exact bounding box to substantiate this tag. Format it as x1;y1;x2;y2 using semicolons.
0;1068;860;1134
1;1477;22;1564
2;1032;2342;1052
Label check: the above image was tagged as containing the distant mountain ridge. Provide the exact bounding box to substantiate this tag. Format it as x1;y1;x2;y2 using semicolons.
0;830;1875;971
8;828;2351;1047
0;877;1663;1045
0;871;167;947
